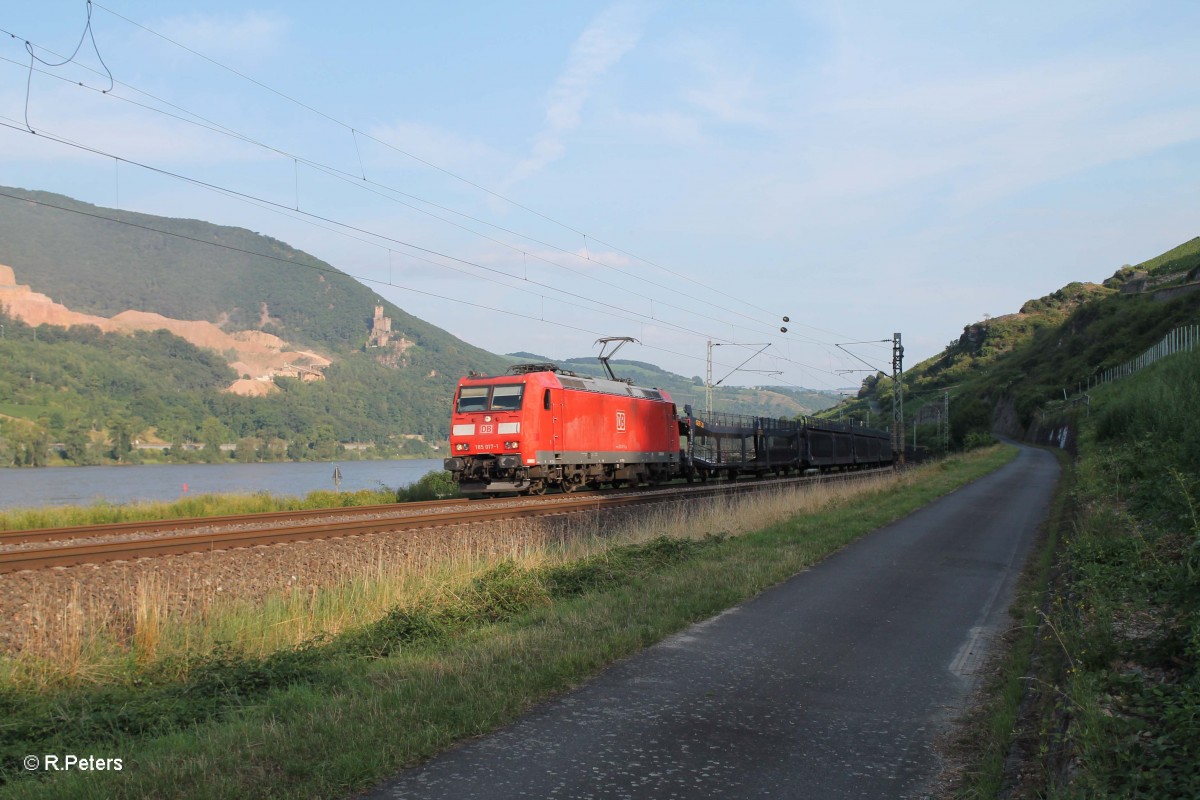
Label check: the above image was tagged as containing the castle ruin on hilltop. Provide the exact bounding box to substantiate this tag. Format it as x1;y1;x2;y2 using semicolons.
367;305;392;347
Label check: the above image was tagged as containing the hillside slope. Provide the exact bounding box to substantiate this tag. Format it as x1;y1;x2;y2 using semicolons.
0;186;507;366
823;238;1200;450
0;187;515;464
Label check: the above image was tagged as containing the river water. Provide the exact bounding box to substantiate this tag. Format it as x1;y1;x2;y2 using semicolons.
0;459;444;510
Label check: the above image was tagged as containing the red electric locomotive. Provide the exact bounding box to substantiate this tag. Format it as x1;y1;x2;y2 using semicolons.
443;363;681;496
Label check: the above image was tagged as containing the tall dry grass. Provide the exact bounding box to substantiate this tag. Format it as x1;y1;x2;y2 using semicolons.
3;469;913;689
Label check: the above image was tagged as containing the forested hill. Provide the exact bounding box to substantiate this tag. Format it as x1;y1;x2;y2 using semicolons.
0;185;501;361
0;186;514;466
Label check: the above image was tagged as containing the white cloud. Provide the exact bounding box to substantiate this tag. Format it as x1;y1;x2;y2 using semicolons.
642;28;782;132
685;75;771;127
612;109;705;147
670;38;773;128
504;2;645;188
796;30;1200;213
722;42;1200;247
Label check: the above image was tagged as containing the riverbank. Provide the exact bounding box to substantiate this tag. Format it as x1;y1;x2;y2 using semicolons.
0;468;456;532
0;459;446;513
15;445;444;469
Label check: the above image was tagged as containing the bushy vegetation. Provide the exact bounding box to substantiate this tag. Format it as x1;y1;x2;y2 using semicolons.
1044;351;1200;798
394;470;459;502
960;351;1200;798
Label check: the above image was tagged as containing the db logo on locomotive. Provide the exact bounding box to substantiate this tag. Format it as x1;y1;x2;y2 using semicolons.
615;411;626;432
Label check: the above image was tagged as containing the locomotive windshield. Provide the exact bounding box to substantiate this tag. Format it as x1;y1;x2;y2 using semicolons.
455;383;525;413
456;386;489;413
490;384;524;411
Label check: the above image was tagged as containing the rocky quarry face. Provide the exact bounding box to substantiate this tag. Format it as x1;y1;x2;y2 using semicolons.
0;264;330;395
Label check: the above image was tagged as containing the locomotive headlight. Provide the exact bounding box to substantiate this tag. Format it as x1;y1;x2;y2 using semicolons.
455;443;469;452
504;441;520;449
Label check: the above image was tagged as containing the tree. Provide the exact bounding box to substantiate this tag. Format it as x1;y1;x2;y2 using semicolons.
63;424;91;464
950;397;992;448
259;437;288;462
199;416;232;463
15;428;49;467
287;433;311;461
235;436;261;463
108;415;134;462
310;423;341;461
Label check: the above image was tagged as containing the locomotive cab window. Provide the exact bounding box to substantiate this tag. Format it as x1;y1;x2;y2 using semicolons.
456;386;489;413
543;389;552;410
489;384;524;411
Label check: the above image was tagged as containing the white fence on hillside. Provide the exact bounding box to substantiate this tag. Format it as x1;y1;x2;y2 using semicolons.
1095;323;1200;388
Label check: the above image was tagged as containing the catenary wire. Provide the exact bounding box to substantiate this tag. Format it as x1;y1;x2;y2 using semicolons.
0;187;835;394
84;2;866;342
0;14;881;385
0;178;840;392
0;43;833;350
0;110;846;388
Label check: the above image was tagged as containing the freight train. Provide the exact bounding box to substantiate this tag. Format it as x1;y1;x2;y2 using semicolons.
442;362;894;496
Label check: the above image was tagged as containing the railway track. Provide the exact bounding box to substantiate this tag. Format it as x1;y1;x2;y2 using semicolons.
0;469;891;573
0;498;472;546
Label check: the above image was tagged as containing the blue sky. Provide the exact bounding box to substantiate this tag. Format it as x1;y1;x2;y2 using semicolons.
1;1;1198;392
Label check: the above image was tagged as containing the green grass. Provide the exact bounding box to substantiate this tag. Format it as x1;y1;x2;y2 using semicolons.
0;471;459;532
0;404;48;420
0;448;1015;799
958;350;1200;798
0;490;392;532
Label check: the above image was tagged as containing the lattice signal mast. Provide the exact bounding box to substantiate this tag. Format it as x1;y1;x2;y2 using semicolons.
892;332;905;464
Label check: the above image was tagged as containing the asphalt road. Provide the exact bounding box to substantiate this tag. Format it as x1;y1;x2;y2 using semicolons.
366;446;1060;799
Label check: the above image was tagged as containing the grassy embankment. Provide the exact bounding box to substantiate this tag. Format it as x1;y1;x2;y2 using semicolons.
1;448;1015;799
957;349;1200;798
0;472;456;532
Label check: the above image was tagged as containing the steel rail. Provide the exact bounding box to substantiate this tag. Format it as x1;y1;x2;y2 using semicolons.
0;469;892;573
0;489;629;546
0;492;653;572
0;498;475;545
